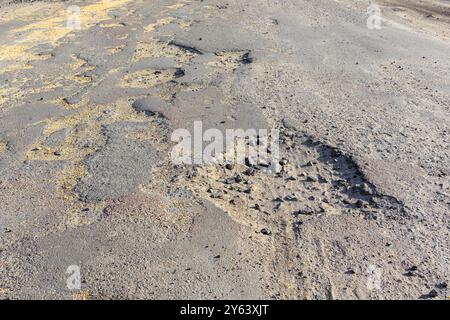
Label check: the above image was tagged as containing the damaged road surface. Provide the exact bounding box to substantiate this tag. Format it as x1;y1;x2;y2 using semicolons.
0;0;449;299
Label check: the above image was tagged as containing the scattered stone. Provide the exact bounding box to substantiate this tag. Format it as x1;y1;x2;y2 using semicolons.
258;159;270;167
293;205;315;216
173;68;185;78
208;189;221;199
436;282;447;289
427;289;438;298
169;40;204;55
244;167;255;176
260;228;271;235
225;163;234;170
345;269;355;275
240;52;254;64
284;194;298;202
361;183;373;195
355;199;367;208
63;96;81;105
186;167;198;179
293;221;302;230
225;177;235;185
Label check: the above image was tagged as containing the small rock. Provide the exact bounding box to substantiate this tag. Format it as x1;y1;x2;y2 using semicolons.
345;269;355;275
355;199;367;208
240;52;254;64
407;266;418;272
173;68;185;78
428;289;438;298
208;189;221;199
244;167;255;176
225;177;235;185
284;194;298;202
260;228;271;235
63;96;81;105
225;163;234;170
293;205;315;216
436;282;447;289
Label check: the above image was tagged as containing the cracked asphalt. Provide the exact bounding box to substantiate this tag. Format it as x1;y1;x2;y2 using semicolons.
0;0;449;299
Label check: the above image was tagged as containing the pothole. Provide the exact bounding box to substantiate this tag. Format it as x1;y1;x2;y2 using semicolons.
175;121;407;236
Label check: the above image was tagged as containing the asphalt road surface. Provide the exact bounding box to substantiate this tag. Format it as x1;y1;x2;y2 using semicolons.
0;0;449;299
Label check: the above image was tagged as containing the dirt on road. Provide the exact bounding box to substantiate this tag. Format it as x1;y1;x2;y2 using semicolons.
0;0;449;299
